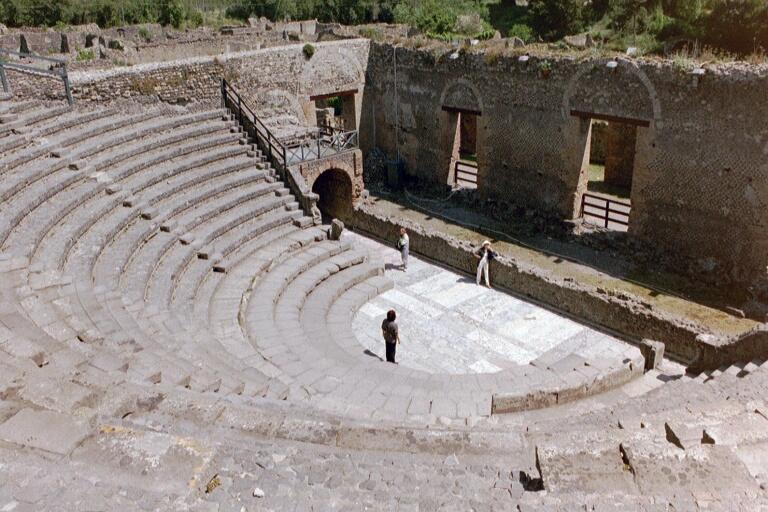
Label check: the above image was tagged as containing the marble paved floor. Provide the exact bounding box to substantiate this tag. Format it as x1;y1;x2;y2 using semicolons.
349;232;636;375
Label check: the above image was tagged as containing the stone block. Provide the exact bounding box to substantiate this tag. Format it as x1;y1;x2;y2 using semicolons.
179;233;196;245
122;195;143;208
160;218;177;232
492;388;557;414
640;339;664;372
51;148;70;158
89;353;128;373
105;183;122;195
329;219;344;240
197;245;217;260
0;336;46;367
140;207;159;220
0;408;90;455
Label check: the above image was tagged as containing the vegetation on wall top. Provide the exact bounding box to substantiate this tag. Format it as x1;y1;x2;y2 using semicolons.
0;0;766;58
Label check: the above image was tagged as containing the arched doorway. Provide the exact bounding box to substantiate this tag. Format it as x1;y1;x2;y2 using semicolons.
437;79;485;189
311;168;353;222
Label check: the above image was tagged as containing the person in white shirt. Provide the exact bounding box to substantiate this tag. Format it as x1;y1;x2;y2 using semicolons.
474;240;497;287
396;227;409;271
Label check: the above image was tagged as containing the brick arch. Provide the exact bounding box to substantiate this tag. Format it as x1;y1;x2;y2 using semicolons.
298;46;365;98
309;165;355;221
562;59;661;123
439;78;484;113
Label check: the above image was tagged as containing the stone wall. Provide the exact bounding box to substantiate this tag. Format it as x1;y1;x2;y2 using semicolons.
363;43;768;301
2;39;369;110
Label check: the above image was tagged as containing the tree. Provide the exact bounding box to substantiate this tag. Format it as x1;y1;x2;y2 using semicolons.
705;0;768;54
159;0;185;28
529;0;584;40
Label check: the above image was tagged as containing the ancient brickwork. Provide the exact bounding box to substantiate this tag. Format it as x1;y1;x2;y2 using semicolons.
2;40;369;111
364;43;768;293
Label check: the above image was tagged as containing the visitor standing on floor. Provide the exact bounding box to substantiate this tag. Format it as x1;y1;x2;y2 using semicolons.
396;227;409;271
475;240;498;287
381;309;401;363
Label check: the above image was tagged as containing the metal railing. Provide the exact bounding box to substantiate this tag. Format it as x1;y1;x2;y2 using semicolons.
454;160;478;188
580;191;631;231
0;49;72;106
284;128;359;165
221;78;359;167
221;78;287;165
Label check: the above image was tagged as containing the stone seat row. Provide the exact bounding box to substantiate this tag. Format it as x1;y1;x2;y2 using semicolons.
0;108;242;258
0;101;310;401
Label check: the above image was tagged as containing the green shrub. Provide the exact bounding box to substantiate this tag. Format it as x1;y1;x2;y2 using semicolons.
138;28;152;42
359;27;383;41
475;28;496;40
508;24;533;42
537;59;552;76
302;43;315;59
188;10;204;28
159;0;185;29
75;49;94;61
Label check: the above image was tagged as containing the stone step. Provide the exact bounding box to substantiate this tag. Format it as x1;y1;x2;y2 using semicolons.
77;161;269;284
0;108;117;156
152;208;304;311
3;109;163;174
117;183;288;302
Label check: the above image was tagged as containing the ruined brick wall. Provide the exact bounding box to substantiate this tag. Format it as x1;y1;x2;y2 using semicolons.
2;39;369;109
363;43;768;294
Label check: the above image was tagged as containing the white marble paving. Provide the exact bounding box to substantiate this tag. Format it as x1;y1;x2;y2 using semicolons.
348;232;635;375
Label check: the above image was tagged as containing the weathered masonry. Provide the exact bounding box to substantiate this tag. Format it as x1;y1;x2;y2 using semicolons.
5;36;768;307
362;44;768;303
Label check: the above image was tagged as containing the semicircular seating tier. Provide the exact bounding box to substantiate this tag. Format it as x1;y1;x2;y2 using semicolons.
0;98;766;508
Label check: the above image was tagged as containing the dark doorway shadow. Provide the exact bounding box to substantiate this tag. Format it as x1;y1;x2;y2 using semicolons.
363;349;383;361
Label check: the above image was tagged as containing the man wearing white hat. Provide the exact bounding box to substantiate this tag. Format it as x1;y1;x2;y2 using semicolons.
474;240;498;287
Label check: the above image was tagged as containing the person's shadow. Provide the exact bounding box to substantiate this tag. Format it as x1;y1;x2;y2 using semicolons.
456;276;474;284
385;263;403;271
363;349;383;361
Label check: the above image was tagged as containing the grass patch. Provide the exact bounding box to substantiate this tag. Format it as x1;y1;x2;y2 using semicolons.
587;163;631;199
459;150;477;164
75;49;94;61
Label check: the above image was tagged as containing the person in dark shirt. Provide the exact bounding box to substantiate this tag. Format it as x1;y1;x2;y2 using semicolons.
381;309;400;363
474;240;498;287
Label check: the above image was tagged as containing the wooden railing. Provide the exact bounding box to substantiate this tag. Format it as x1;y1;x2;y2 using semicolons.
455;160;478;188
0;49;72;105
580;192;631;231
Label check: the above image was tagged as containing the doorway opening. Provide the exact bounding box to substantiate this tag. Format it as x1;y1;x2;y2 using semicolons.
311;89;357;133
444;106;480;189
572;110;648;232
311;168;353;223
587;120;635;200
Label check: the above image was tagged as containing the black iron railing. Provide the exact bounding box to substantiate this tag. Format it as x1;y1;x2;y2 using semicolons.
221;78;359;167
221;78;287;165
0;49;72;106
580;192;631;231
